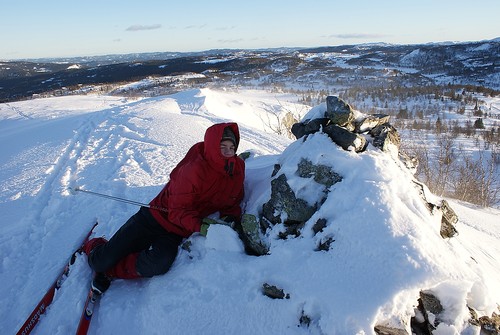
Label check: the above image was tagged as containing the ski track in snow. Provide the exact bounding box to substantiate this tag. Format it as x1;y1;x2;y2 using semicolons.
1;98;160;333
4;104;124;332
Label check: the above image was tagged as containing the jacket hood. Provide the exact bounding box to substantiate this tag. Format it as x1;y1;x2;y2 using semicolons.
203;122;240;174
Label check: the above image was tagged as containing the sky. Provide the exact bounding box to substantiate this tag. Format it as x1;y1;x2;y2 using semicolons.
1;0;500;60
1;89;499;334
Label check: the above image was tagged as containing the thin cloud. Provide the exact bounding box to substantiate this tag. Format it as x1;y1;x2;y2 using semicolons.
218;38;244;44
126;24;162;32
184;24;207;30
326;33;387;39
216;25;236;31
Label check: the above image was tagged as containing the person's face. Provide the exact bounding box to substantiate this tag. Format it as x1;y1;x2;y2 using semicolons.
220;140;236;158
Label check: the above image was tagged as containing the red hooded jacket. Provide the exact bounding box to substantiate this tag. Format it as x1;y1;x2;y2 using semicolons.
149;122;245;237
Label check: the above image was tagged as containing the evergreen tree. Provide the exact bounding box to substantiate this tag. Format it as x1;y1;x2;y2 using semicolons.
474;118;485;129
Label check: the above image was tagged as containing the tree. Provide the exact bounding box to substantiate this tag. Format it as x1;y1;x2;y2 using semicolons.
435;117;443;134
452;148;500;207
474;118;485;129
397;108;409;119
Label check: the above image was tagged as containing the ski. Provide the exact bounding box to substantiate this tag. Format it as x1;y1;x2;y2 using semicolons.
75;280;102;335
16;222;99;335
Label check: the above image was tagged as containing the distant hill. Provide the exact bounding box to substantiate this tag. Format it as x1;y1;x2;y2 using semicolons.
0;39;499;102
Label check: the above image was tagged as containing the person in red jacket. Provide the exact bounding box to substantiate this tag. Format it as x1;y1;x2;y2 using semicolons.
83;122;245;293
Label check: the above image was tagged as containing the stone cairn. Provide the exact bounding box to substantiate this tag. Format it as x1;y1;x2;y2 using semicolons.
291;95;400;155
234;96;492;335
239;96;458;255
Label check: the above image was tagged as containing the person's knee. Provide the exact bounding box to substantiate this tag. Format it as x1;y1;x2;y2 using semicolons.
137;258;173;277
136;234;181;277
88;245;116;273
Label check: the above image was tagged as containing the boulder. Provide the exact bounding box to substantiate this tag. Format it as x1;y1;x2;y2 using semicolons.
297;158;343;188
370;123;401;155
355;114;391;133
439;200;458;238
239;214;269;256
262;174;316;226
325;95;356;130
324;124;368;152
291;117;330;139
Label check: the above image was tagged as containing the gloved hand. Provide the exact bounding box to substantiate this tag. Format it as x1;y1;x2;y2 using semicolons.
199;218;219;236
199;217;236;236
220;216;237;228
202;218;219;225
200;223;210;236
221;215;236;223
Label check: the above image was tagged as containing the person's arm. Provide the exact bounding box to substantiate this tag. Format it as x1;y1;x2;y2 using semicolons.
220;159;245;222
166;167;205;233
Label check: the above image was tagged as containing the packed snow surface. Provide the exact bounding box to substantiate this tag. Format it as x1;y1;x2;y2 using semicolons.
1;89;499;334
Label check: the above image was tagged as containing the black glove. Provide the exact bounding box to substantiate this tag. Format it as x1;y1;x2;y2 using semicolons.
221;216;237;223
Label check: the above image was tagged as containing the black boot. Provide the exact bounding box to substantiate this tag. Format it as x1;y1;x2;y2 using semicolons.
91;272;111;294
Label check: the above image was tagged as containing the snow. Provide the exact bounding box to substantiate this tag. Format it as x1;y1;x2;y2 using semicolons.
1;88;499;335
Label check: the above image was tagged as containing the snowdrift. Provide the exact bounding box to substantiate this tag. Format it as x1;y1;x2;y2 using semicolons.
1;89;499;335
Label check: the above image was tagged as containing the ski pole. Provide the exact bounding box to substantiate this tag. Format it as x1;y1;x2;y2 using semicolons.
69;186;168;212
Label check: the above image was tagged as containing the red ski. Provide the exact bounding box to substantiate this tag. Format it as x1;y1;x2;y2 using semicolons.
75;281;102;335
16;222;99;335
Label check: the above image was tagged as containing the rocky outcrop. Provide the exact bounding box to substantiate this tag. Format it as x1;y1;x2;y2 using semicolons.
238;96;473;334
438;200;458;238
408;290;500;335
374;290;500;335
240;158;342;256
238;214;268;256
291;95;400;155
262;173;317;226
412;180;459;239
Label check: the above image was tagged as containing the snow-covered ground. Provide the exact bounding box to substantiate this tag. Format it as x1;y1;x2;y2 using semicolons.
1;88;499;334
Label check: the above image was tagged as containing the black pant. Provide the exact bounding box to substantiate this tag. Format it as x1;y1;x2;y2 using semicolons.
90;207;183;277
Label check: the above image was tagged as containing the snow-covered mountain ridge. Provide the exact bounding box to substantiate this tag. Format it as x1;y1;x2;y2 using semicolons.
1;38;499;103
1;89;499;334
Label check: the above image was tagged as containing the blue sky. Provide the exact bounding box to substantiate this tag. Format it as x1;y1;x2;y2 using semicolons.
1;0;499;60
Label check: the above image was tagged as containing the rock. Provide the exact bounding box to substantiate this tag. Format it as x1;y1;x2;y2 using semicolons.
312;218;327;235
478;312;500;334
370;123;401;155
416;290;443;332
323;124;368;152
355;114;391;133
411;180;460;239
325;96;356;129
374;325;409;335
439;200;458;238
420;290;443;316
297;158;343;189
316;236;335;251
291;118;330;139
399;150;419;175
278;221;305;239
299;310;312;327
262;174;316;226
239;214;268;256
271;164;281;177
262;283;290;299
291;122;306;139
